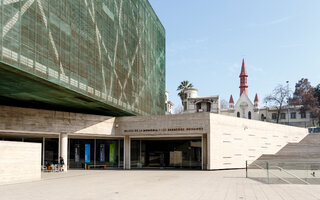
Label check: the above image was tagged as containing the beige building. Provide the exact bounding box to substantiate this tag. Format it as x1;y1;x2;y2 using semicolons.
0;105;308;174
181;88;220;114
165;91;174;115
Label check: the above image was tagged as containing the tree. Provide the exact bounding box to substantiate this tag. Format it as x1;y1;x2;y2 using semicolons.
314;84;320;105
173;105;184;114
220;99;229;109
315;84;320;125
291;79;319;126
264;84;291;123
177;80;193;101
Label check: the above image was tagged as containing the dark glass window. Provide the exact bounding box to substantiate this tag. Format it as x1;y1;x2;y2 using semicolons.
197;103;201;112
272;113;277;120
131;139;202;169
248;111;251;119
206;102;211;112
301;112;306;118
291;112;296;119
281;113;286;119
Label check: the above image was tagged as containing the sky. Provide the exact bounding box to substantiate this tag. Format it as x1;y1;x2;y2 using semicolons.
148;0;320;112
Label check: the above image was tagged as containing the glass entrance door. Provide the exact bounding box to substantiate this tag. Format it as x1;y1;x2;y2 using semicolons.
131;138;202;169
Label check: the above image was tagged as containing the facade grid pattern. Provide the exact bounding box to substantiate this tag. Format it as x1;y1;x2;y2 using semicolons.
0;0;165;116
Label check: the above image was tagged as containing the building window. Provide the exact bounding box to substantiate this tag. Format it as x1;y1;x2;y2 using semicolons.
301;112;306;119
291;112;296;119
206;102;211;112
272;113;277;120
281;113;286;119
261;114;265;121
197;103;202;112
248;111;251;119
237;112;240;118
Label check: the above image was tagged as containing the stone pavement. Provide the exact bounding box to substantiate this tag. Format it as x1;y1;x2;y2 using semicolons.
0;169;320;200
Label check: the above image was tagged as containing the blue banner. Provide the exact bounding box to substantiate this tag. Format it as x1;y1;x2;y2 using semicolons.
85;144;90;163
100;144;105;162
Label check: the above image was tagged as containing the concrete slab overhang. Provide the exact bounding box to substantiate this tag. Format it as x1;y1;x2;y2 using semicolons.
0;62;134;116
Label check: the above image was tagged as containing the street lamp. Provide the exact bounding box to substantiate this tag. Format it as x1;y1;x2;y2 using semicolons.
286;81;290;126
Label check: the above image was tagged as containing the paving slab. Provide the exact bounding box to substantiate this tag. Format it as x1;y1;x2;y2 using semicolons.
0;169;319;200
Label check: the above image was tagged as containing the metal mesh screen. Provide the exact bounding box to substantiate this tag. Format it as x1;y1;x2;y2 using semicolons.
0;0;165;116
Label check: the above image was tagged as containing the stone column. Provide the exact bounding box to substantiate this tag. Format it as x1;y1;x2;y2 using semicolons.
202;134;208;170
60;133;68;172
124;136;130;170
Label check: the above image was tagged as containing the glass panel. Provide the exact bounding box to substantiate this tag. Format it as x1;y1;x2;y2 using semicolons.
131;139;202;169
69;138;123;169
45;138;59;165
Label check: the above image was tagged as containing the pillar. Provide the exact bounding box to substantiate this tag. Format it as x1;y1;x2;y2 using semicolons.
124;136;130;170
202;134;208;170
60;133;68;172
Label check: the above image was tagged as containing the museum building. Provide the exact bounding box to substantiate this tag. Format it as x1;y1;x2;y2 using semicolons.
0;0;309;185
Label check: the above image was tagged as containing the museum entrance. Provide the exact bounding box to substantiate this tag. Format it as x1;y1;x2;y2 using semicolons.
131;138;202;169
68;138;124;169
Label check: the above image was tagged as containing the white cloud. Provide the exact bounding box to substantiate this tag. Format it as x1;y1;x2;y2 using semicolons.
278;44;304;48
268;16;291;25
249;16;292;27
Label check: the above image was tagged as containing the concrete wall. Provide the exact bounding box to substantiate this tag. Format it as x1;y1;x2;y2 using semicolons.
0;141;41;185
115;113;210;136
209;114;308;170
0;106;116;136
0;105;310;172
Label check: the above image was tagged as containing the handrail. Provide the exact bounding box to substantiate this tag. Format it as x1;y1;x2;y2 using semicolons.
252;163;292;184
271;166;310;185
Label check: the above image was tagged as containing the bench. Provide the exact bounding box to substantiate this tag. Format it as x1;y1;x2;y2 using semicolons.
87;164;107;169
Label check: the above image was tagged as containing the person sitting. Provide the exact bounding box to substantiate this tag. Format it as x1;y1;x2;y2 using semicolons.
59;156;65;171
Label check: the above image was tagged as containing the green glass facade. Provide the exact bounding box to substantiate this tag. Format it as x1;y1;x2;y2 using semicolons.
0;0;165;116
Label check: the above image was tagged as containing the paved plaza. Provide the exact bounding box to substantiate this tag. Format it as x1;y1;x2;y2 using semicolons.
1;170;320;200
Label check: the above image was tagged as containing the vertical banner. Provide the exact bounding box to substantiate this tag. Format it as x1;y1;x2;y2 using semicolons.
109;144;115;163
100;144;105;162
75;144;80;163
85;144;90;163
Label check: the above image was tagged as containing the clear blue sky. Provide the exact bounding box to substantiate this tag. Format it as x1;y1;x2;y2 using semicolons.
149;0;320;111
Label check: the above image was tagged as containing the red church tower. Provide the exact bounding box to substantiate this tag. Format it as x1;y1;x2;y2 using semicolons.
239;59;248;96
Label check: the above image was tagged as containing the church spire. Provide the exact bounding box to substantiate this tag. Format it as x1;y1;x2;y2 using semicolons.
254;93;259;102
239;58;248;96
229;95;234;109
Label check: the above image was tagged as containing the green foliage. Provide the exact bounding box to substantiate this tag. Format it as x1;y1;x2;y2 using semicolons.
314;84;320;104
177;80;194;99
292;78;320;125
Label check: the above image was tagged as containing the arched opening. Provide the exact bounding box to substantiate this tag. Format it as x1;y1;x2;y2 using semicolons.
248;111;251;119
237;112;240;118
261;114;265;121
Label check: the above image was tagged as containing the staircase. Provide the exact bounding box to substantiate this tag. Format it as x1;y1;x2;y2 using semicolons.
248;133;320;184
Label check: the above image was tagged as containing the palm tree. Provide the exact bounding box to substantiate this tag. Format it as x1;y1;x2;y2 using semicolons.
177;80;194;100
